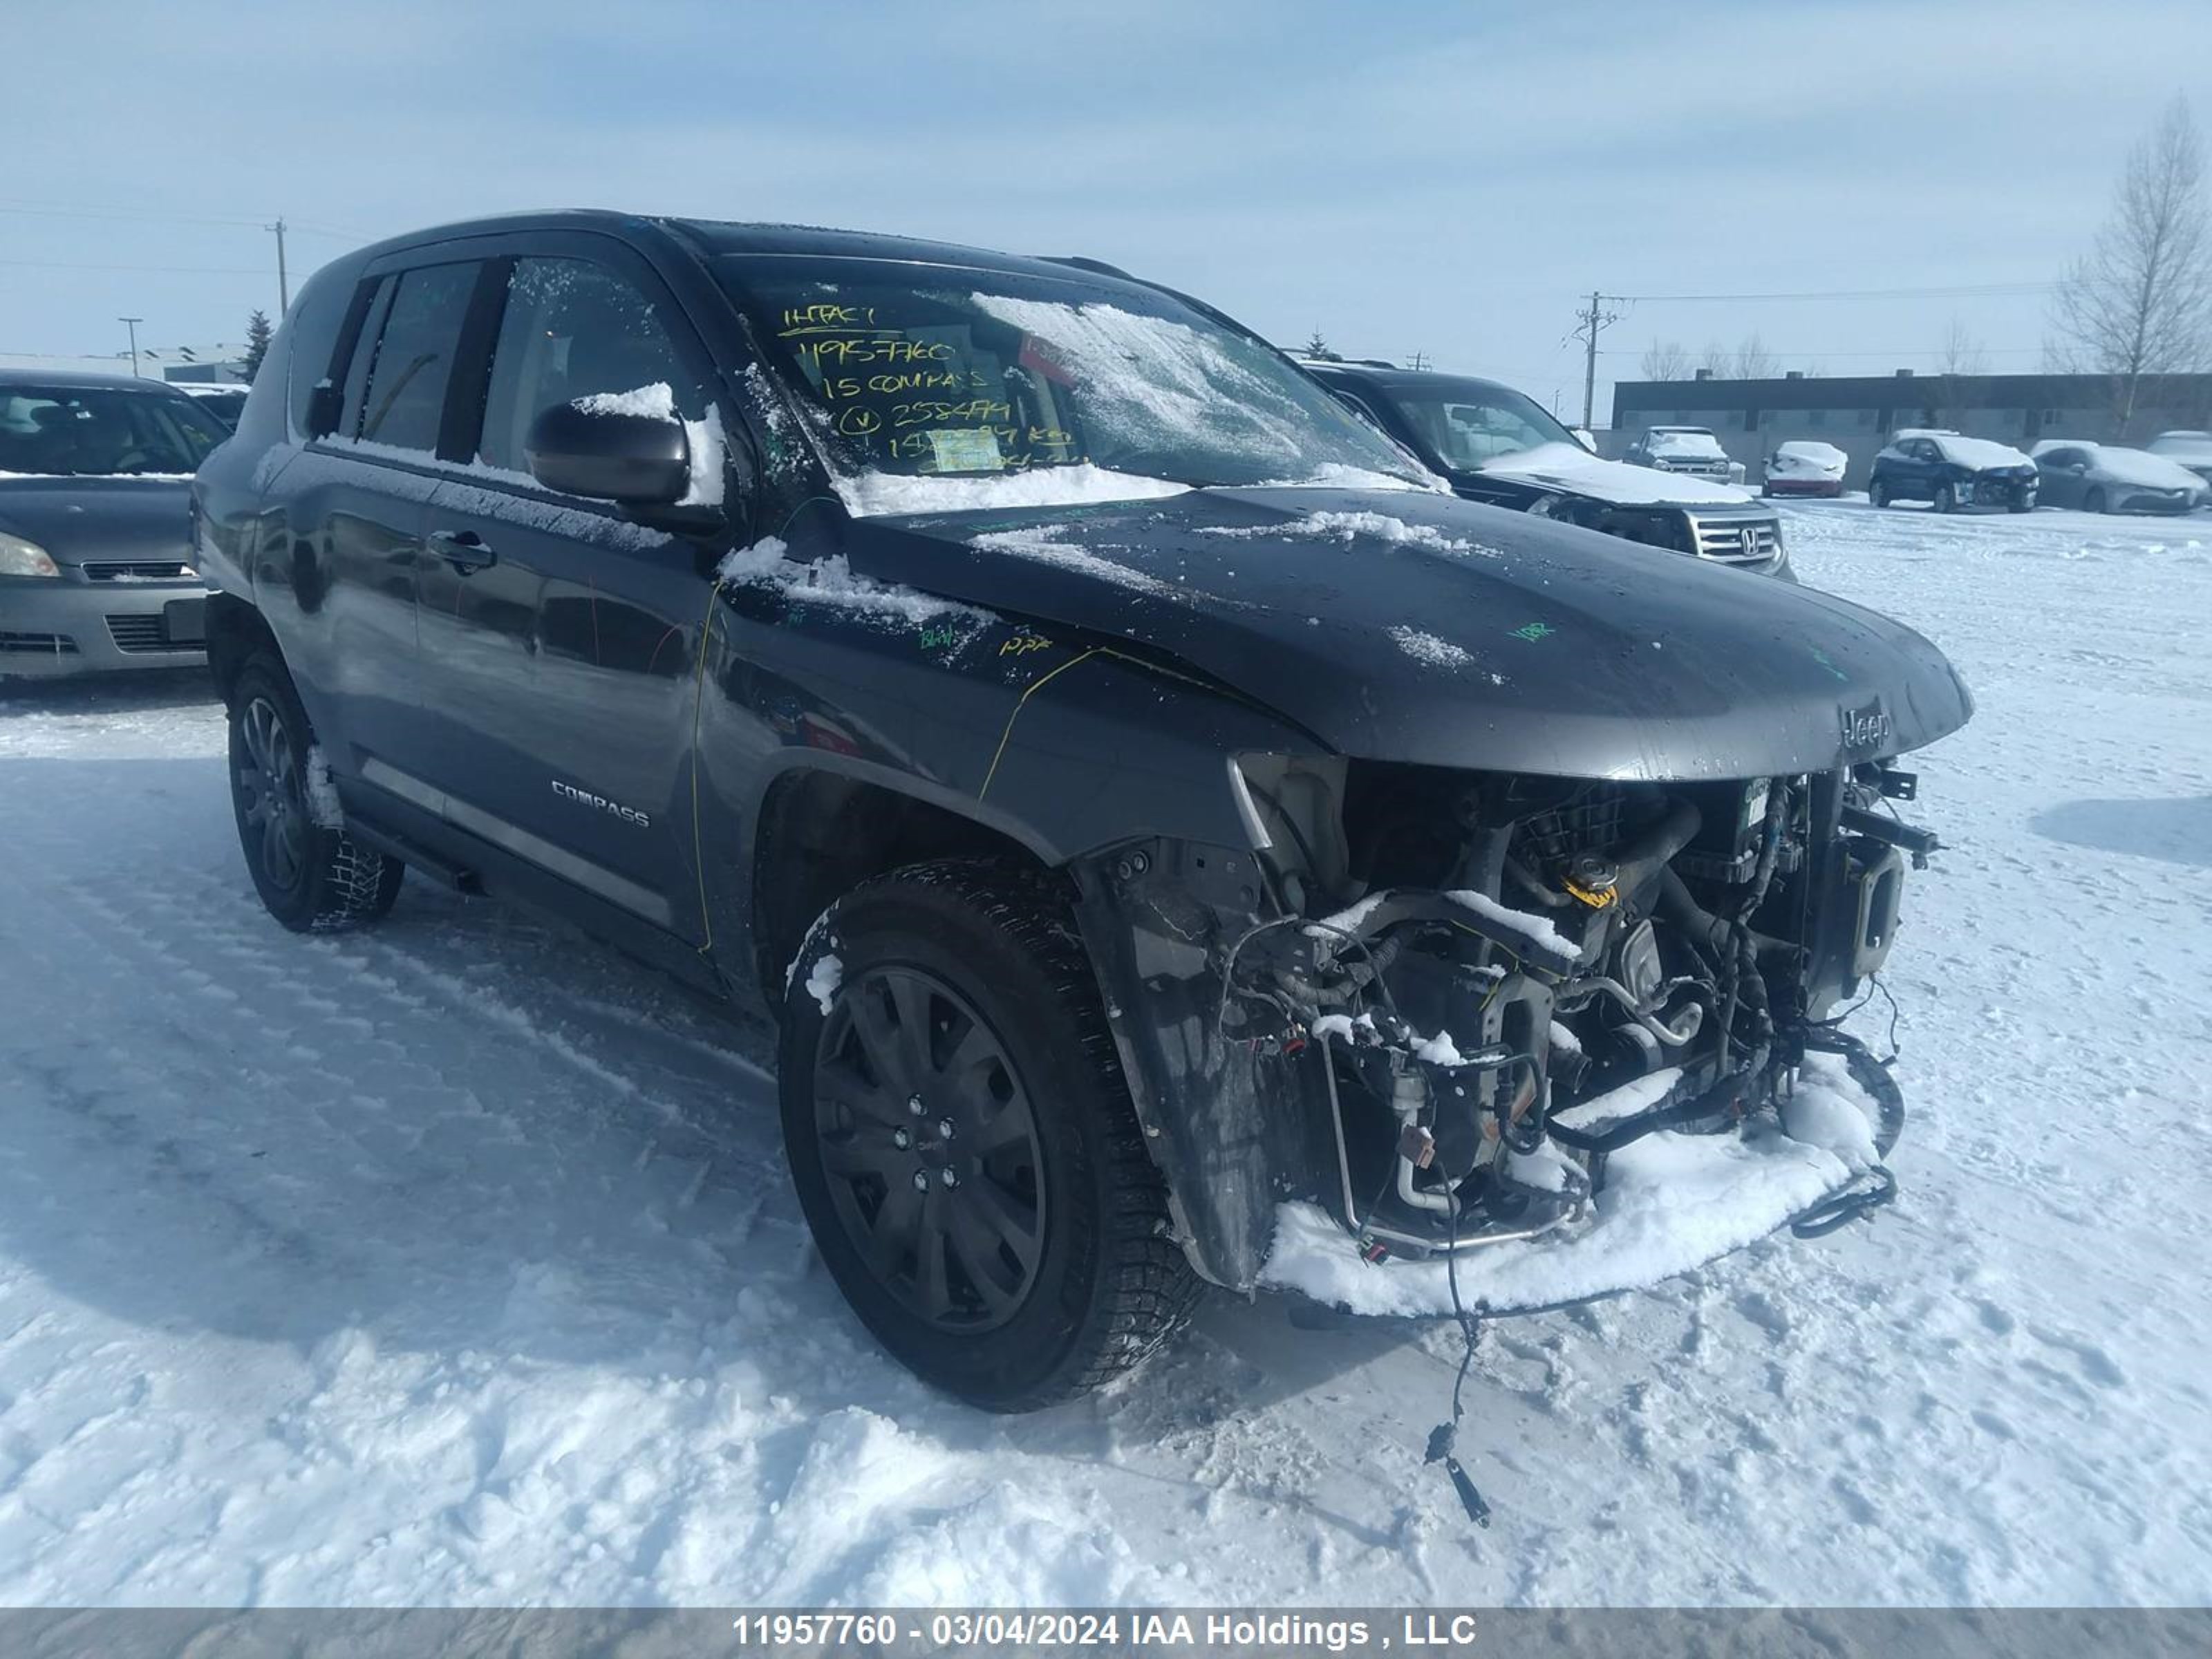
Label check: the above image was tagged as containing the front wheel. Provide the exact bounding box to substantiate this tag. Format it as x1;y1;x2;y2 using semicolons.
779;860;1200;1410
228;657;403;932
1933;482;1958;514
2085;487;2108;514
1869;477;1892;508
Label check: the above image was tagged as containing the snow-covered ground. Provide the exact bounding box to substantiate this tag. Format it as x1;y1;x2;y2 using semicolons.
1;502;2208;1606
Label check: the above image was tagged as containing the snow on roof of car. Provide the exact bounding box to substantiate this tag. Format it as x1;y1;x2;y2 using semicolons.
1773;440;1847;462
2083;446;2206;489
1918;433;2033;469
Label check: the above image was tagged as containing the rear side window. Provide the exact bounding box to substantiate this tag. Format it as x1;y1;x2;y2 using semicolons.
476;258;693;472
348;261;480;453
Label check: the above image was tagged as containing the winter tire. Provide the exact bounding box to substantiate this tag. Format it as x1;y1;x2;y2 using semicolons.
1933;483;1957;514
780;859;1201;1410
229;656;403;932
2086;487;2108;514
1869;478;1891;508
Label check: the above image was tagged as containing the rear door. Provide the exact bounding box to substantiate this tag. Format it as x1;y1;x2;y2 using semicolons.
410;239;733;939
283;257;484;772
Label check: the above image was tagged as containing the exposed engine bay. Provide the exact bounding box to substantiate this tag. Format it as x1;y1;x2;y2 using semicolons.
1217;756;1931;1267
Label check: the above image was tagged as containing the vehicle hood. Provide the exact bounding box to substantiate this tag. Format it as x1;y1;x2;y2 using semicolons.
1466;444;1752;507
839;485;1972;780
2084;449;2205;490
0;476;196;566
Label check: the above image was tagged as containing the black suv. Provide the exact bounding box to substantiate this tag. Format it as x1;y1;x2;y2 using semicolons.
196;212;1969;1409
1302;362;1788;574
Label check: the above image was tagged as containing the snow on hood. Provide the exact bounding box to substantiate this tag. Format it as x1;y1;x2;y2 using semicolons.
1474;442;1754;505
1924;434;2034;471
1770;441;1848;471
1643;431;1727;460
2080;447;2206;490
843;482;1972;780
1259;1051;1886;1315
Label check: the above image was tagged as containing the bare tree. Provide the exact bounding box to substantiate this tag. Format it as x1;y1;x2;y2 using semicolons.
2049;95;2212;435
1732;333;1781;379
1936;317;1988;377
1698;339;1732;377
1933;317;1987;427
1639;339;1691;379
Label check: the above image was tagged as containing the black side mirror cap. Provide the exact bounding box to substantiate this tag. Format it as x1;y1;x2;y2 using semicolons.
524;400;690;505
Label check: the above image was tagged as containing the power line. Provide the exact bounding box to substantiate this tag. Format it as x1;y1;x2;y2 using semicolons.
0;200;373;241
0;258;269;274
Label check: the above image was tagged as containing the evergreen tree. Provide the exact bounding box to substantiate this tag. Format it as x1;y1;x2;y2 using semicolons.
241;310;274;381
1301;330;1340;362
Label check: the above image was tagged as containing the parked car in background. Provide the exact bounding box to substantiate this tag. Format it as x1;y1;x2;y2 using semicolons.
2145;430;2212;494
1304;361;1788;574
2030;440;2206;514
1868;430;2036;512
175;382;251;431
1763;440;1848;498
1;369;221;679
1623;425;1735;482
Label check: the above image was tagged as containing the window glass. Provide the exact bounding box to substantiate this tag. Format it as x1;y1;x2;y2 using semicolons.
477;258;692;472
0;386;225;476
718;256;1425;490
353;262;479;453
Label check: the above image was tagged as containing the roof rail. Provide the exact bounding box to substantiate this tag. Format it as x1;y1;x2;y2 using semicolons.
1041;255;1136;281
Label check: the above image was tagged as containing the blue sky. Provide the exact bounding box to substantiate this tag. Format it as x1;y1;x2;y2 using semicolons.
9;0;2209;419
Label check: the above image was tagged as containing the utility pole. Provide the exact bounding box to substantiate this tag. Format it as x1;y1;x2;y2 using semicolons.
268;216;290;313
1407;350;1430;371
119;316;143;378
1569;290;1625;430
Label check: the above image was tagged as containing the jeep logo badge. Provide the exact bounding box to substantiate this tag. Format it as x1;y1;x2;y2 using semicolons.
1841;700;1891;753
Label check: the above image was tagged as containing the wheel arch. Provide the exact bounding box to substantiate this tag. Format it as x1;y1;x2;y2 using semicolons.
205;592;283;711
748;758;1061;1001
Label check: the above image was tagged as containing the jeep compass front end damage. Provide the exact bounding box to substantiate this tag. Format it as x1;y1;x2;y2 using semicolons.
1076;752;1934;1308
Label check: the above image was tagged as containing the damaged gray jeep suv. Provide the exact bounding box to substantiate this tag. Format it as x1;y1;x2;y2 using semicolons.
194;212;1969;1409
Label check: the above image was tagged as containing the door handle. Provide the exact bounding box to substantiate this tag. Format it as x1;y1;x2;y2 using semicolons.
429;529;496;572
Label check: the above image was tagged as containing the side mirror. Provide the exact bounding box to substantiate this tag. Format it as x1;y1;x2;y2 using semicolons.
525;400;689;504
1570;427;1598;453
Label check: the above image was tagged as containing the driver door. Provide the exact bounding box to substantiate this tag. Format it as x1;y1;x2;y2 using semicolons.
411;242;734;940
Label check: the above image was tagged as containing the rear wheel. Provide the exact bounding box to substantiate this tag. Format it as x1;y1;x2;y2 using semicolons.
228;657;402;932
779;860;1200;1409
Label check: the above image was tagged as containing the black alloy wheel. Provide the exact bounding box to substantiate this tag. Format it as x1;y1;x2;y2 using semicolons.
811;964;1047;1333
227;655;403;932
237;693;309;895
778;860;1201;1409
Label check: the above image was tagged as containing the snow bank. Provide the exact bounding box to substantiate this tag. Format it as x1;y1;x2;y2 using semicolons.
837;464;1190;519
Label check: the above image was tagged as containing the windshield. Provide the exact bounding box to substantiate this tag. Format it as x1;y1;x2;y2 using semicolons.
1368;377;1578;471
718;257;1430;504
0;386;226;477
